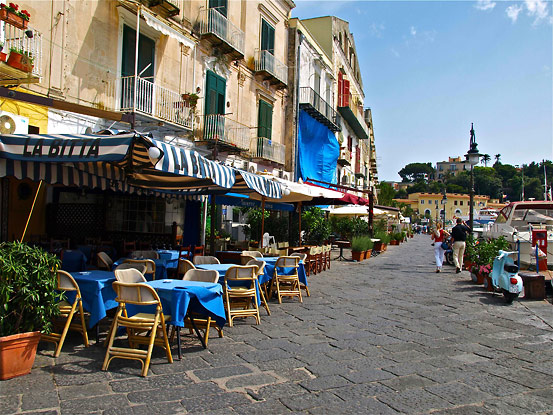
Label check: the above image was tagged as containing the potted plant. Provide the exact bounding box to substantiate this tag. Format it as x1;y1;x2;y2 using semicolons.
364;237;374;260
0;43;6;63
0;3;30;30
351;236;365;261
21;50;33;72
0;241;61;380
7;46;24;70
182;93;199;109
390;232;402;245
373;231;390;252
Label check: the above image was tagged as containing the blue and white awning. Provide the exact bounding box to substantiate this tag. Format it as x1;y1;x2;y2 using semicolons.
0;132;282;199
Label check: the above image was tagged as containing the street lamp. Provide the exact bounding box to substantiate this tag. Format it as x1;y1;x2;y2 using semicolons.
441;189;447;227
464;123;481;230
435;202;439;225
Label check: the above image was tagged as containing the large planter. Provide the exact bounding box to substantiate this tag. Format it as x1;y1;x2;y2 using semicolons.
390;240;400;246
365;249;372;259
470;267;485;284
0;331;40;380
352;250;364;261
0;8;28;30
482;274;494;292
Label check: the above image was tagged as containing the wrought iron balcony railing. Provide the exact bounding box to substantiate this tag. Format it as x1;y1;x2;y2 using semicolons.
107;76;193;129
198;8;244;57
250;137;285;165
254;49;287;86
199;114;251;151
298;87;340;131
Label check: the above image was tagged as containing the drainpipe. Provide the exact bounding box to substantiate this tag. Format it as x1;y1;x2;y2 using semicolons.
293;31;303;181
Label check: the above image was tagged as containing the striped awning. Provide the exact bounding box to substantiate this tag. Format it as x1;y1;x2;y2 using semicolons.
0;132;281;198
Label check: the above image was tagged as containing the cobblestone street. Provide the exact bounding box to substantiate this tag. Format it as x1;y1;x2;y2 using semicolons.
2;235;553;414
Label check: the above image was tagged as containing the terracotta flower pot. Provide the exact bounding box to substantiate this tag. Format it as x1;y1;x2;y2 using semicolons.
0;52;6;62
0;8;28;30
7;51;23;70
0;331;41;380
352;251;363;261
365;249;372;259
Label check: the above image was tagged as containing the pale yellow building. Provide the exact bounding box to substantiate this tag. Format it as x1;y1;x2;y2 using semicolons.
395;192;490;223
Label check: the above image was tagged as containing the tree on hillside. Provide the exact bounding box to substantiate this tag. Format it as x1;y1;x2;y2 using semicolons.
377;182;397;206
525;177;544;200
481;154;491;167
398;163;434;182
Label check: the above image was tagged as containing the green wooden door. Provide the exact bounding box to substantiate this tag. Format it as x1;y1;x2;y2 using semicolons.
209;0;227;17
260;19;275;54
258;100;273;139
205;70;226;140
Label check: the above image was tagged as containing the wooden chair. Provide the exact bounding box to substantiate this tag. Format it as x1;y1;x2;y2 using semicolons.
115;268;147;283
97;251;113;270
115;262;147;274
270;256;302;304
316;246;324;273
179;245;192;261
290;253;310;297
223;265;260;327
176;259;195;279
123;241;136;256
246;259;271;316
325;244;331;270
123;259;156;280
178;269;223;347
193;256;220;266
103;282;172;377
193;245;205;257
306;247;318;277
240;250;263;265
41;270;89;357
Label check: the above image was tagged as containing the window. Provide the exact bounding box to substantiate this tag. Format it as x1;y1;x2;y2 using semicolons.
205;70;226;116
424;209;431;216
421;200;424;205
261;19;275;55
435;200;438;205
257;99;273;139
313;72;321;95
454;200;458;205
460;201;463;206
450;164;457;171
455;209;462;215
347;136;352;152
209;0;227;17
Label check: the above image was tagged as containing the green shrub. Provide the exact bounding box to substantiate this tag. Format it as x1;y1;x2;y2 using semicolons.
0;241;62;336
351;236;365;252
374;231;390;244
473;237;510;268
302;207;331;245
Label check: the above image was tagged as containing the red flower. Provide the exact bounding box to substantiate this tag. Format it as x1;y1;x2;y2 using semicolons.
21;9;30;18
9;3;18;10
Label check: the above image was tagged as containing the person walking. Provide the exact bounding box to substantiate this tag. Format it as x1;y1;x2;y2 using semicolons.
451;218;471;273
431;222;449;273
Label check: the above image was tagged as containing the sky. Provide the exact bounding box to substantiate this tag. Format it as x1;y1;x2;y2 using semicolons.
291;0;553;182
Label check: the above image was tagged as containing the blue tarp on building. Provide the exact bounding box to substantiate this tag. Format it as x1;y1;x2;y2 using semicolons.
298;110;339;184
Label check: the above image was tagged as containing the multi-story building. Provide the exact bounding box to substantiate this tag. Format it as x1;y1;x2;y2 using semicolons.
297;16;373;194
394;192;490;223
433;156;471;182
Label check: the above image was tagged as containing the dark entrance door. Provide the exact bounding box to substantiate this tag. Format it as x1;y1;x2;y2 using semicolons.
204;70;226;141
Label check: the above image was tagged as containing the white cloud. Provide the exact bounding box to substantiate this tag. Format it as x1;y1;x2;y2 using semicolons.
475;0;496;11
410;26;417;36
525;0;549;24
369;23;385;38
506;4;523;22
390;48;400;58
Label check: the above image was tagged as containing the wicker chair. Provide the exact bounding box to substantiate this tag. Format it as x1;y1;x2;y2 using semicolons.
193;256;220;266
270;256;302;304
223;265;260;327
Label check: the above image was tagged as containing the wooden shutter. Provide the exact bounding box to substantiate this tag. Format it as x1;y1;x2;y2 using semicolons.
343;79;350;107
209;0;227;17
258;100;273;139
205;70;226;116
338;72;343;106
261;20;275;55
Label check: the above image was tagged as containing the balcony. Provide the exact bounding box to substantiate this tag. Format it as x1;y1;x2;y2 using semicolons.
254;50;287;89
337;148;351;166
298;87;340;132
198;8;244;60
337;92;369;140
195;114;250;153
106;76;193;130
250;137;285;165
140;0;181;17
0;24;42;86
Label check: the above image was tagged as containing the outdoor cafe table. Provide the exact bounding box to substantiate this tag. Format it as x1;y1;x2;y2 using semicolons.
215;250;242;264
138;280;226;359
69;271;118;329
61;250;87;272
156;250;186;269
259;257;308;286
112;258;168;279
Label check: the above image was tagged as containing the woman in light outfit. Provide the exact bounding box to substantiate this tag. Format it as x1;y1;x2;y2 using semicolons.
431;222;449;273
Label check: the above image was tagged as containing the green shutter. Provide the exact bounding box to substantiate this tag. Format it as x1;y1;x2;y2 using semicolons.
258;100;273;139
205;70;226;116
261;20;275;55
209;0;227;16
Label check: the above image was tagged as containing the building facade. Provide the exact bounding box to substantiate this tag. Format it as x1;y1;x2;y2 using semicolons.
433;156;471;182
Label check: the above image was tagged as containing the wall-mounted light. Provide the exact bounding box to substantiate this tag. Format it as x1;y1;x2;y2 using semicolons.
148;146;162;165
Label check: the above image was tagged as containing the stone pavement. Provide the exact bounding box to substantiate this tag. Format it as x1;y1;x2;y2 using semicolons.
2;234;553;414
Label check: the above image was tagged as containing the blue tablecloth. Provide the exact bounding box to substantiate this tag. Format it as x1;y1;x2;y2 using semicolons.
142;280;226;328
196;264;262;305
156;250;184;269
112;258;167;280
61;250;87;272
69;271;117;328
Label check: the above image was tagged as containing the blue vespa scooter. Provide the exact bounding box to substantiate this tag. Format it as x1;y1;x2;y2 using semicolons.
490;250;523;304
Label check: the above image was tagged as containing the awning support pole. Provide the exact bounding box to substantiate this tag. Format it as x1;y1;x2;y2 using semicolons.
21;180;42;242
260;196;266;249
298;201;302;246
210;196;216;255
